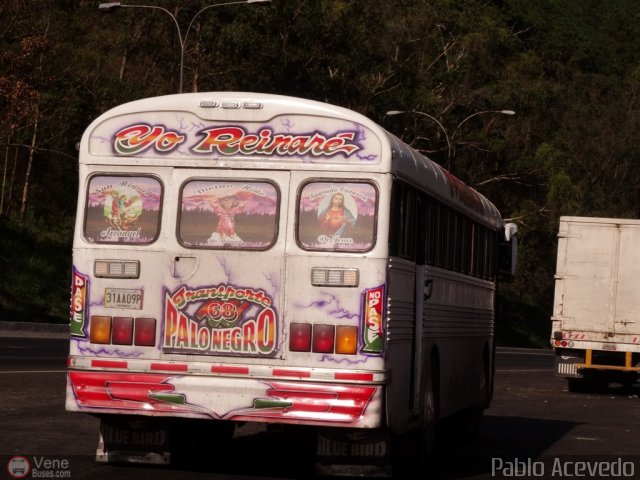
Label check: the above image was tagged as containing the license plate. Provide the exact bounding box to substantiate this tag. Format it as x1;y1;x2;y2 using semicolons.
104;289;143;310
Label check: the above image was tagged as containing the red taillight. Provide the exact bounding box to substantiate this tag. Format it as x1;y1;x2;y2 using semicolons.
313;324;335;353
112;317;133;345
290;323;312;351
134;317;156;346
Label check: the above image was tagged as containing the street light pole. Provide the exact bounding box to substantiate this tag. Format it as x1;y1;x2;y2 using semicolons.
386;109;452;162
386;109;515;170
98;0;271;93
449;110;515;169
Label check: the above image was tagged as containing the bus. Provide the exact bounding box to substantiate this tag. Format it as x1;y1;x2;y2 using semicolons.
66;92;517;476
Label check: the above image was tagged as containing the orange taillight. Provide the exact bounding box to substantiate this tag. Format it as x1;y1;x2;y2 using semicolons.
335;326;358;355
90;316;112;344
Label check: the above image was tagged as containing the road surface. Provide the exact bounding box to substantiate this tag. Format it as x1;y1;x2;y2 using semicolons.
1;334;639;479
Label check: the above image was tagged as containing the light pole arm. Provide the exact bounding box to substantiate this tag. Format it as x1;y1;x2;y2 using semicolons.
451;110;515;143
386;109;452;161
99;1;271;94
117;4;183;46
102;3;185;92
181;1;271;93
184;1;266;46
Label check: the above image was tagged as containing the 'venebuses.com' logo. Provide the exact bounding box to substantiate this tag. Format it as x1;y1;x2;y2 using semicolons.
7;456;30;479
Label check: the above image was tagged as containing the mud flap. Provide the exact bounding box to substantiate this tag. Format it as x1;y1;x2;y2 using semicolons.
96;415;171;465
315;428;392;477
555;352;583;378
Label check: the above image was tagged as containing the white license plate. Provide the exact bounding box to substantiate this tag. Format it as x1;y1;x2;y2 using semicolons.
104;289;143;310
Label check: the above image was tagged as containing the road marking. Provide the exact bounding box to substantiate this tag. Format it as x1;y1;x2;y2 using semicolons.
496;369;552;372
0;370;67;374
497;350;554;356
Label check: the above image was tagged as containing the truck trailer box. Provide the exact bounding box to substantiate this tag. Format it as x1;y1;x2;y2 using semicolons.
551;216;640;391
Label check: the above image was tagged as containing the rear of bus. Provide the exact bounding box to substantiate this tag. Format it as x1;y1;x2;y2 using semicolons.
66;93;392;470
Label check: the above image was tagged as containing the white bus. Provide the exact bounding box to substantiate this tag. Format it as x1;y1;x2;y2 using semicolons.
66;92;516;475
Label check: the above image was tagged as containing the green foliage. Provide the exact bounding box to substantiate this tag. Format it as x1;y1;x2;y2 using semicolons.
0;214;72;323
496;286;550;348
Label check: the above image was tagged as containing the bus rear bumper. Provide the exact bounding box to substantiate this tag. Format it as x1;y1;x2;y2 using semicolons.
66;369;383;428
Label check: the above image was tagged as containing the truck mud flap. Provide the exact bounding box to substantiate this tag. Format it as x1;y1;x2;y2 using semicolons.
315;428;391;477
555;353;582;378
96;415;171;465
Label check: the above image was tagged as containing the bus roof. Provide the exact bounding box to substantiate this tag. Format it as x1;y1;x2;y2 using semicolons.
82;92;502;228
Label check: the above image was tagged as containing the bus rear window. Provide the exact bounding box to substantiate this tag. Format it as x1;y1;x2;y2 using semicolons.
178;180;279;250
297;181;377;252
84;175;162;244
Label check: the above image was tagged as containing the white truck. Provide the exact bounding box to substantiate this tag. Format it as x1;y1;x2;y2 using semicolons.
551;216;640;391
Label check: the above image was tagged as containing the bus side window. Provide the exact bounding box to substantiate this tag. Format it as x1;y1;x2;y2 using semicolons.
460;216;471;274
433;202;443;268
445;205;451;268
469;222;477;276
402;187;416;261
415;195;426;265
389;182;402;257
390;181;419;262
424;196;436;266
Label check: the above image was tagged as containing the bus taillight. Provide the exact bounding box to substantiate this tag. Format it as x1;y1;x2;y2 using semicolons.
290;323;312;351
289;323;357;355
312;325;335;353
134;318;156;346
335;326;358;354
89;316;156;347
112;317;133;345
90;316;112;344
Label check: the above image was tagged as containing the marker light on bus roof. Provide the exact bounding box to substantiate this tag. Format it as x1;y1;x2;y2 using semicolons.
311;268;359;287
94;260;140;279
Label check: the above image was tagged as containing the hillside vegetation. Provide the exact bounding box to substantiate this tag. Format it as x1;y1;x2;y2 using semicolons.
2;1;640;347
